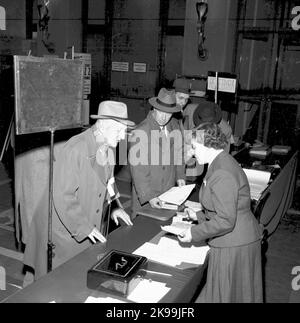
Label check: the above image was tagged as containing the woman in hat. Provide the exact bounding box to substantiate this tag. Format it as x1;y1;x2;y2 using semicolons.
23;101;134;284
129;88;186;217
193;100;234;153
178;122;263;303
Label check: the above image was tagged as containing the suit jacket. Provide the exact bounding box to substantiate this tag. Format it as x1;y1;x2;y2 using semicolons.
129;112;185;217
23;127;116;279
191;151;262;248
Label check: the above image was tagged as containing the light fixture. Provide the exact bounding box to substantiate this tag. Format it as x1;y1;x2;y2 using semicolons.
196;1;208;61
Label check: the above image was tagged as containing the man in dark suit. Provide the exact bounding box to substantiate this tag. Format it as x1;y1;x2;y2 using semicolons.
129;88;186;218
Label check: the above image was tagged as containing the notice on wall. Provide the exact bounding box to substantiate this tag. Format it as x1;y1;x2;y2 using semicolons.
74;53;92;125
133;62;147;73
0;6;6;30
74;53;92;99
112;61;129;72
207;76;237;93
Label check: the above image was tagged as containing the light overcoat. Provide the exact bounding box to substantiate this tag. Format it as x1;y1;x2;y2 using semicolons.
23;127;114;279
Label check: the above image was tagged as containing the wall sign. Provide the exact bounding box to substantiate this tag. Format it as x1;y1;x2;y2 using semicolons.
112;61;129;72
74;53;92;99
0;6;6;30
133;62;147;73
207;75;237;93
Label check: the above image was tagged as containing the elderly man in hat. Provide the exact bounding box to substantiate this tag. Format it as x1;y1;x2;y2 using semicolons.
129;88;186;218
23;101;134;284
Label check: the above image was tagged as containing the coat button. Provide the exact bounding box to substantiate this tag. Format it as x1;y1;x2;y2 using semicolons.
99;193;101;198
96;209;100;213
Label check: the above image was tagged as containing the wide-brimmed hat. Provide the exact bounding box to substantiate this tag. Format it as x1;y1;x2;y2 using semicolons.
193;100;222;126
90;101;135;128
148;88;181;113
173;78;190;95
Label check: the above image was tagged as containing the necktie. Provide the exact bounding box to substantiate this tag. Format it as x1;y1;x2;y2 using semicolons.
160;126;168;137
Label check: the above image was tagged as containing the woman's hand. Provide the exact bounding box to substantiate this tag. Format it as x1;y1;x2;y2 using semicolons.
88;227;107;244
177;179;186;187
178;227;192;243
149;197;163;209
111;208;133;226
185;207;198;221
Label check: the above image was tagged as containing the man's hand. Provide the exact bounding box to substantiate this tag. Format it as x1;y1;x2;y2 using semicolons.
178;227;192;243
177;179;186;187
149;197;163;209
88;227;107;244
111;208;133;226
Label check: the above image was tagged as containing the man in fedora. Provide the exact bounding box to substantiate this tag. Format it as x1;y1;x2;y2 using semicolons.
129;88;186;218
23;101;134;284
173;77;199;131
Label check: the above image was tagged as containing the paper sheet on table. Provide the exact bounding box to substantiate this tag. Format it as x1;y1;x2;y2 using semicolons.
127;280;170;303
133;236;210;267
161;222;193;236
158;184;196;206
243;168;271;200
85;296;126;303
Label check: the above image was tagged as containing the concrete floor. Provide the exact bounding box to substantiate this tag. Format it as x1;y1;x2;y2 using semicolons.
0;160;300;303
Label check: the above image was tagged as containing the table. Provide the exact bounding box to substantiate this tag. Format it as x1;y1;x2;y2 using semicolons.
3;216;207;303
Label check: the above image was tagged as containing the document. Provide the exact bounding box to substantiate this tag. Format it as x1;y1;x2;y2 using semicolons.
127;279;170;303
85;296;126;303
243;168;271;200
133;236;210;267
161;222;193;236
161;213;195;236
158;184;196;206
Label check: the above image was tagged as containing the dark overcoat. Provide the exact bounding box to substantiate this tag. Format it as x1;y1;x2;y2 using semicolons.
129;112;185;217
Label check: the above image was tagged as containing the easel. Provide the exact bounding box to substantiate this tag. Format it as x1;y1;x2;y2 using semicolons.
0;113;14;162
47;128;55;272
14;55;85;273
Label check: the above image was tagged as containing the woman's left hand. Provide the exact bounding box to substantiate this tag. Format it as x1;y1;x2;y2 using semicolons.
111;208;133;226
178;227;192;243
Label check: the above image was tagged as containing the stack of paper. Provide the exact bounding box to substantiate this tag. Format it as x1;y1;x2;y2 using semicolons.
243;168;271;201
133;236;210;267
158;184;196;208
127;280;170;303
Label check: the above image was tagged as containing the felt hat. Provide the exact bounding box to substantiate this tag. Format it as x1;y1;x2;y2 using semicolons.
90;101;135;127
193;101;222;126
173;78;190;94
148;88;181;113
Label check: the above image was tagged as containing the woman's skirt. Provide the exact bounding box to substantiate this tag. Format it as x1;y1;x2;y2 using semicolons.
196;240;263;303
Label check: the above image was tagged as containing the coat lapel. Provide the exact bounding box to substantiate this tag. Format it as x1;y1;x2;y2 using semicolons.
85;127;110;186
